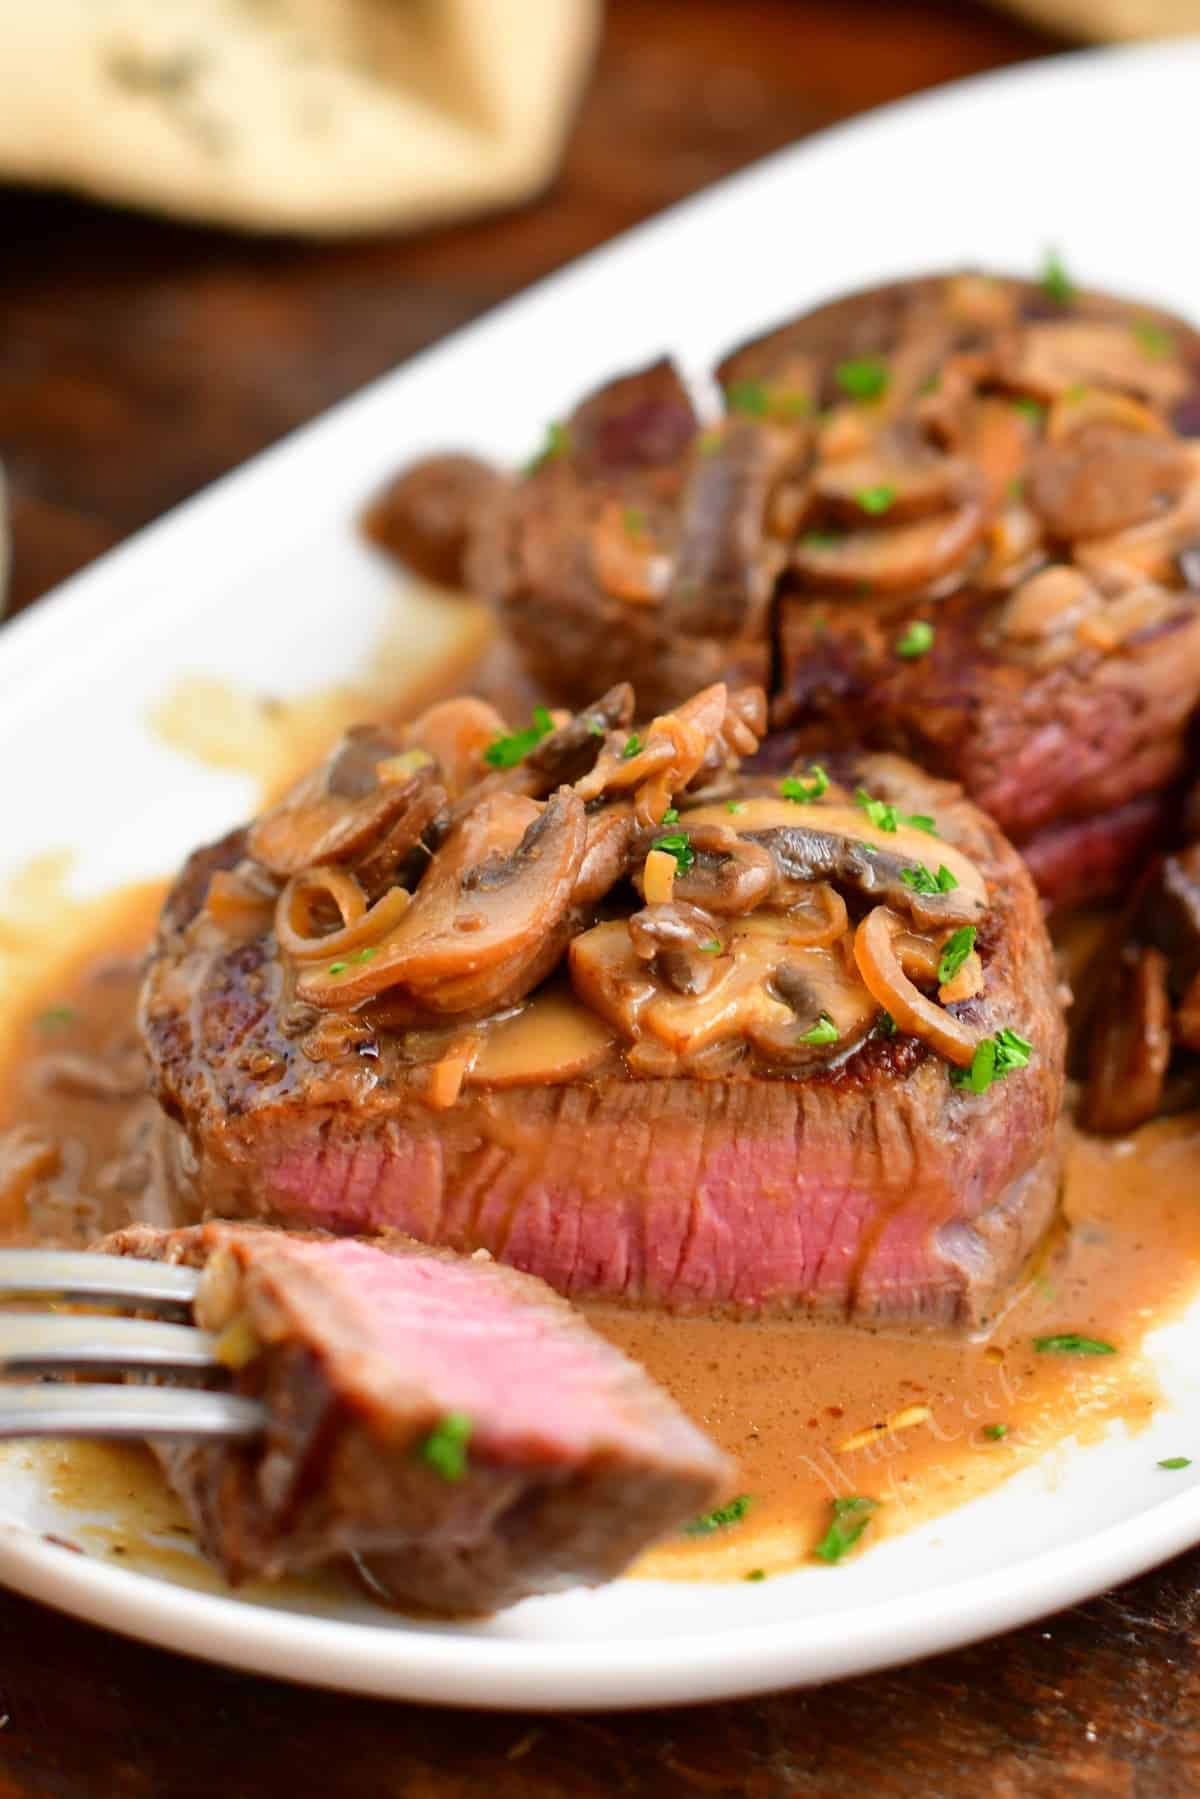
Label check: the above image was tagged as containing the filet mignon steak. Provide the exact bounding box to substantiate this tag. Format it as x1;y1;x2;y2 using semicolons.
142;684;1065;1331
98;1222;730;1614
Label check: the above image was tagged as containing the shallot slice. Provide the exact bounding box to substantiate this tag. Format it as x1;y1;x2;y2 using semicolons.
854;906;976;1066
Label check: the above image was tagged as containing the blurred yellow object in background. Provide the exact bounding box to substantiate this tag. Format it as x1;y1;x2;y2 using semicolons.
996;0;1200;38
0;0;600;236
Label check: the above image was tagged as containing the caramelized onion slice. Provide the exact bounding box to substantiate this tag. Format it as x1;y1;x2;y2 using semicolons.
854;906;976;1066
275;871;412;963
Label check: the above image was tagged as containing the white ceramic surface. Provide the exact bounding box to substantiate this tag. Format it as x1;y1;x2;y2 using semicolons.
2;40;1200;1709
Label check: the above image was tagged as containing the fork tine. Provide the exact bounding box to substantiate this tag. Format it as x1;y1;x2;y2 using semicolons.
0;1384;265;1441
0;1314;220;1374
0;1250;199;1309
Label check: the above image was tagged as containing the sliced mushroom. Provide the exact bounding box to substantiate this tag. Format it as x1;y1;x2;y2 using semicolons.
812;444;975;526
790;498;985;594
573;803;638;907
574;683;732;825
523;684;634;791
298;787;586;1014
631;823;776;916
1001;565;1100;643
1074;455;1200;587
248;730;445;880
1082;944;1172;1134
1028;425;1191;541
628;900;724;995
1000;321;1191;412
589;501;674;604
747;821;985;930
402;697;510;800
666;419;783;637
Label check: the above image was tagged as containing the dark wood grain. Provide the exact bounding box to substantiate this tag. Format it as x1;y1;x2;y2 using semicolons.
12;4;1195;1797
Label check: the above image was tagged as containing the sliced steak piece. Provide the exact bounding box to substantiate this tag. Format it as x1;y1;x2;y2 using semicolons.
142;693;1065;1331
98;1222;730;1615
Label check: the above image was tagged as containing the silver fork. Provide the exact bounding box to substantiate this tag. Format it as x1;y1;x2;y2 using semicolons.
0;1249;266;1441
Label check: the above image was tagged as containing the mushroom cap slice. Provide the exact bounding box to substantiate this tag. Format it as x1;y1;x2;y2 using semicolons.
298;787;587;1012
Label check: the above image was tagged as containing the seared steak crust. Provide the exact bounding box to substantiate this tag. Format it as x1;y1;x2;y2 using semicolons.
99;1222;729;1615
142;754;1065;1330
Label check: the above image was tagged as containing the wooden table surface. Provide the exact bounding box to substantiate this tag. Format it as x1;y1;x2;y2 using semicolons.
8;3;1200;1795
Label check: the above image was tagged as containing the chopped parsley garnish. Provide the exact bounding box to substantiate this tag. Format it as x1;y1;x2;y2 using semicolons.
1158;1456;1191;1470
877;1011;897;1038
895;620;934;660
1033;1334;1116;1357
621;733;643;761
781;765;829;804
352;946;377;964
525;420;570;474
33;1004;75;1031
813;1495;879;1564
950;1026;1032;1094
900;861;959;895
653;831;695;874
697;428;723;457
856;483;896;516
418;1411;473;1481
726;800;745;815
1011;396;1046;424
327;961;348;975
662;807;680;825
700;938;723;955
726;379;769;417
938;925;977;985
586;716;606;737
1040;249;1075;306
684;1494;752;1535
484;705;554;768
745;1568;767;1582
799;1012;839;1045
800;529;844;550
856;788;935;836
623;505;647;537
983;1424;1009;1441
834;356;889;402
1134;319;1175;360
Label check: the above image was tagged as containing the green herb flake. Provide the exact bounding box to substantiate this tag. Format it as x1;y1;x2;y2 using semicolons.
1034;1334;1116;1357
484;705;555;769
877;1011;897;1039
726;379;769;418
418;1411;473;1481
697;428;723;458
726;800;745;815
951;1025;1032;1094
1040;249;1076;307
661;807;680;825
799;1012;839;1046
1158;1456;1192;1470
901;862;959;896
1011;396;1046;424
524;420;570;474
653;831;695;875
327;961;348;976
352;946;378;964
781;765;829;804
800;529;845;550
813;1495;879;1564
622;505;647;537
1134;319;1175;360
33;1005;75;1031
834;356;889;403
745;1568;767;1582
684;1493;752;1535
856;789;936;837
983;1424;1009;1441
938;925;977;986
856;483;897;516
621;733;643;761
700;938;723;956
586;716;606;737
895;620;934;660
